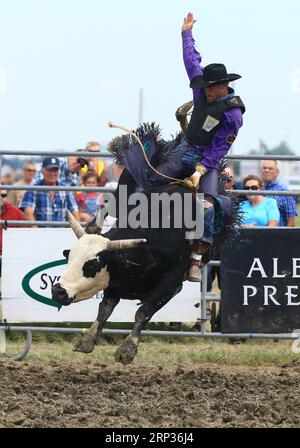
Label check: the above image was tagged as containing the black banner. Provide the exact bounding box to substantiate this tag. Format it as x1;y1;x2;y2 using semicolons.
221;229;300;334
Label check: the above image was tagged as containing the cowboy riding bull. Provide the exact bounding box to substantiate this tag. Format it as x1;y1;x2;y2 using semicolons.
52;122;238;365
52;11;245;364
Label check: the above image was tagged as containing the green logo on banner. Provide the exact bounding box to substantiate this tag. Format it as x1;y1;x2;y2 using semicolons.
22;260;68;310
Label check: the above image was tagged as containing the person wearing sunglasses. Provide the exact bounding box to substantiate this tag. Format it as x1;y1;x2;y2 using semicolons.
8;160;37;207
239;175;280;227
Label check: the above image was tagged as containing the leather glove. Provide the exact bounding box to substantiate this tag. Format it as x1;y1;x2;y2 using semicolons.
182;163;208;190
195;163;208;177
182;175;201;190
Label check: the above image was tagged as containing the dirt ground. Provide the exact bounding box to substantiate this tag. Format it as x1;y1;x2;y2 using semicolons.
0;358;299;428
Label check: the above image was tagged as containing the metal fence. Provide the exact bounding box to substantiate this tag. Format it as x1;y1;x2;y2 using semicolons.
1;150;300;360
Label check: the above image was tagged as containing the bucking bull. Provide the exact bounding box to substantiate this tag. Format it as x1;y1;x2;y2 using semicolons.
52;108;238;365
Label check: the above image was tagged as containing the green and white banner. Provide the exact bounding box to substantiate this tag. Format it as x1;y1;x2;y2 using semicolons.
2;229;200;323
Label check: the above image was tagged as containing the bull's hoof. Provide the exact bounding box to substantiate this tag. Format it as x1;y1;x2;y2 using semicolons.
73;333;96;354
115;338;138;365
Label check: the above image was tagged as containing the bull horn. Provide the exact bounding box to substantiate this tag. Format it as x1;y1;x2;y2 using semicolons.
106;239;147;251
66;210;85;239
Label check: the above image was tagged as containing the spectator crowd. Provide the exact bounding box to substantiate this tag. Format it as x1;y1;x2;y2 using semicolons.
2;141;123;223
206;160;298;291
0;142;124;270
1;152;298;231
239;160;298;228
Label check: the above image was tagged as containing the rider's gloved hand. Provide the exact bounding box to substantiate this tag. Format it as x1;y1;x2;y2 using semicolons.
183;163;207;190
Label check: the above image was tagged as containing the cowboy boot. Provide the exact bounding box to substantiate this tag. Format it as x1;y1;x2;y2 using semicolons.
188;241;210;282
188;259;203;283
175;100;194;134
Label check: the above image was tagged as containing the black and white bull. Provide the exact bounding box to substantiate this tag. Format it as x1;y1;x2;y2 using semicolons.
52;184;196;365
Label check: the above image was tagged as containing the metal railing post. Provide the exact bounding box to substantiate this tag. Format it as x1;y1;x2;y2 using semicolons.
201;265;208;336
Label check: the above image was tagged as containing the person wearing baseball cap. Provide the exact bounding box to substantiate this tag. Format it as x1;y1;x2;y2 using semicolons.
42;156;60;170
34;153;89;187
20;156;80;223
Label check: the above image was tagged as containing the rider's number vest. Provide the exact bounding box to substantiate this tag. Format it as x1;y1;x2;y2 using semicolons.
186;94;246;146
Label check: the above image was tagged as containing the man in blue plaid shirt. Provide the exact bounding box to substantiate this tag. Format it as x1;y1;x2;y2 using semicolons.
35;154;88;187
261;160;297;227
20;157;80;222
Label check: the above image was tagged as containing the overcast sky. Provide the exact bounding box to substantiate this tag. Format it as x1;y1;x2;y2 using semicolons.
0;0;300;154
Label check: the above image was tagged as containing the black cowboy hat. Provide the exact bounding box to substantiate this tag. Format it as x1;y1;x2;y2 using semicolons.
190;63;241;89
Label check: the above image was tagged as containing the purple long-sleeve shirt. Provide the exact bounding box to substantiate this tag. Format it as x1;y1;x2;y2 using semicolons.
182;30;244;170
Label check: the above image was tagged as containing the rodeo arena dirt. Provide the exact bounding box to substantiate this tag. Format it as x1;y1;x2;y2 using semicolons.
1;8;300;435
0;357;299;429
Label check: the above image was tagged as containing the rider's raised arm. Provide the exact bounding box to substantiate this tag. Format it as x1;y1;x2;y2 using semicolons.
182;12;203;101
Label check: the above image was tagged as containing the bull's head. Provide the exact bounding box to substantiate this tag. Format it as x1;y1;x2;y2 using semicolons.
52;211;146;306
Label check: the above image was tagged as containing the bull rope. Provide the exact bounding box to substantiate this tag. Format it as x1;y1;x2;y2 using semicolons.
108;121;186;185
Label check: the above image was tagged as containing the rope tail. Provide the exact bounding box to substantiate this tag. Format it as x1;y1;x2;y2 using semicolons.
108;121;185;185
